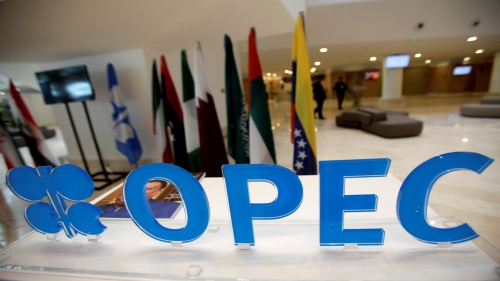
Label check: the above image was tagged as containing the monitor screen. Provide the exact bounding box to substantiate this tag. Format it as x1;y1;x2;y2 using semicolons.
452;65;472;76
364;71;380;80
385;54;410;69
36;65;95;104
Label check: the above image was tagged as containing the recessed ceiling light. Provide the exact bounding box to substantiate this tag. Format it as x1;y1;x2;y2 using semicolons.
467;36;477;42
284;70;290;73
475;49;484;54
272;73;277;77
310;67;316;73
314;61;321;66
425;60;431;64
463;57;470;61
415;53;422;58
462;138;468;143
266;73;271;76
320;48;327;53
370;57;376;61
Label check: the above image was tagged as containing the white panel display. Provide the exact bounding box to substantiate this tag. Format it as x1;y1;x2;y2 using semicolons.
385;55;410;69
453;65;472;75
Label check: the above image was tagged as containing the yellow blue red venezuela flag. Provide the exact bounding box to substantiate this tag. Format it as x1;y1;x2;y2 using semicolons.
291;13;317;175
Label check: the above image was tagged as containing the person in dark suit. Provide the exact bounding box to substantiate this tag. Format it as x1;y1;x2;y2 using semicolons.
333;76;348;110
313;76;326;119
98;180;181;218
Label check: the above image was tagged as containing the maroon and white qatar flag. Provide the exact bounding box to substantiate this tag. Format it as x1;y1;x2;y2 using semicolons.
193;42;228;177
9;80;60;167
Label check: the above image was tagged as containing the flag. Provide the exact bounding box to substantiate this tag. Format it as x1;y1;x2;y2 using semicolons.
224;34;249;164
291;15;317;175
0;117;25;169
160;56;189;170
193;42;228;177
248;28;276;164
9;80;60;167
107;63;143;165
181;50;202;172
152;60;173;163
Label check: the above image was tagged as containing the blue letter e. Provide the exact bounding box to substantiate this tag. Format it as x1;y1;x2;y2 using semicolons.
223;164;303;246
320;159;390;246
123;163;209;243
397;152;493;244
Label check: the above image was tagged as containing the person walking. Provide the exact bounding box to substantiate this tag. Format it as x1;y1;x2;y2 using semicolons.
313;77;326;119
333;76;348;110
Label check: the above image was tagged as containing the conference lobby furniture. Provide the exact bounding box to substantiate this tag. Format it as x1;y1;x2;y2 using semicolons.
336;106;423;138
460;96;500;118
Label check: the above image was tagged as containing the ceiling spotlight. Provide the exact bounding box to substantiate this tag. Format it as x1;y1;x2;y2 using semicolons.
272;73;277;77
370;57;377;61
266;73;271;77
467;36;477;42
284;70;290;74
310;67;316;73
475;49;484;54
425;60;431;64
463;57;470;61
320;48;327;53
415;53;422;58
289;71;293;74
314;61;321;66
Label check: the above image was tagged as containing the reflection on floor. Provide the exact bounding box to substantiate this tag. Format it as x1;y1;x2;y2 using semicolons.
0;94;499;257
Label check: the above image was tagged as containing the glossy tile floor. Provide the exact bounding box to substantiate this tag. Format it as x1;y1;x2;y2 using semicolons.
0;94;499;259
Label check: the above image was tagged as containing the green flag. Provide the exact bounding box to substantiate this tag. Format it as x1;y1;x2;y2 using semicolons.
224;34;249;164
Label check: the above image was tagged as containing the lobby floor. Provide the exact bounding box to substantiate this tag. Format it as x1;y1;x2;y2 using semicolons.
0;94;499;262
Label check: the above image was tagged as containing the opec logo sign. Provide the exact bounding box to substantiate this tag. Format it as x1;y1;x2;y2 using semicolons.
6;151;493;247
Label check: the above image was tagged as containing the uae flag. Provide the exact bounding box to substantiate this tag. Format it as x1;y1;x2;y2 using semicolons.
224;34;249;164
181;50;202;172
248;28;276;164
0;117;25;169
160;56;189;170
9;80;60;167
193;42;228;177
152;60;173;163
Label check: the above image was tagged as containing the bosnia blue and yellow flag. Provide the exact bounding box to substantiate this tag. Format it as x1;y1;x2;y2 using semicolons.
291;14;317;175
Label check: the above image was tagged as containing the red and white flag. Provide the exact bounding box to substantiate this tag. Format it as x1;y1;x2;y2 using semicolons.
9;80;60;167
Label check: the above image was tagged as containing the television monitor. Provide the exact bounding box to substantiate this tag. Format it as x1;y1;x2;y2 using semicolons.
385;54;410;69
452;65;472;76
36;65;95;104
364;71;380;80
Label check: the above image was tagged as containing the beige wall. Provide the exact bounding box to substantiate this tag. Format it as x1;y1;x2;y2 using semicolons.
428;62;492;94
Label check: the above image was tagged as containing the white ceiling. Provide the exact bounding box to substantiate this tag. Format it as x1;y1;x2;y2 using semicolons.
1;0;500;76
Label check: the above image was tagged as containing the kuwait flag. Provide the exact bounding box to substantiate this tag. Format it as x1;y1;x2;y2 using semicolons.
248;28;276;164
9;80;60;167
160;56;189;170
181;50;202;172
291;15;317;175
193;42;228;177
0;117;24;169
224;34;249;164
152;59;173;163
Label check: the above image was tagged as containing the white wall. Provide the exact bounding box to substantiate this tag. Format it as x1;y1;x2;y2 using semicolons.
0;62;41;89
382;66;403;100
37;49;153;166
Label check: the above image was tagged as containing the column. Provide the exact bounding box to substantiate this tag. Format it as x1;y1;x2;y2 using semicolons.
488;50;500;94
380;58;404;104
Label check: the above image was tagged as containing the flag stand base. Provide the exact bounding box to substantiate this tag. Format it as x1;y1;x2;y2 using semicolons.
65;102;130;190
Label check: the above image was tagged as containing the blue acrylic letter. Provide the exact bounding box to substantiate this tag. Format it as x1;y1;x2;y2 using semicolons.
223;164;303;246
397;152;493;244
123;163;209;243
320;159;390;246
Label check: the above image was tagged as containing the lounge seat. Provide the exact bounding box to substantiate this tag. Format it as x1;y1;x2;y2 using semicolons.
460;96;500;118
336;107;423;138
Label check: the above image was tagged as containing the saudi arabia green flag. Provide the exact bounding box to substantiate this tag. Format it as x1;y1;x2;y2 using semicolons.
224;34;249;164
